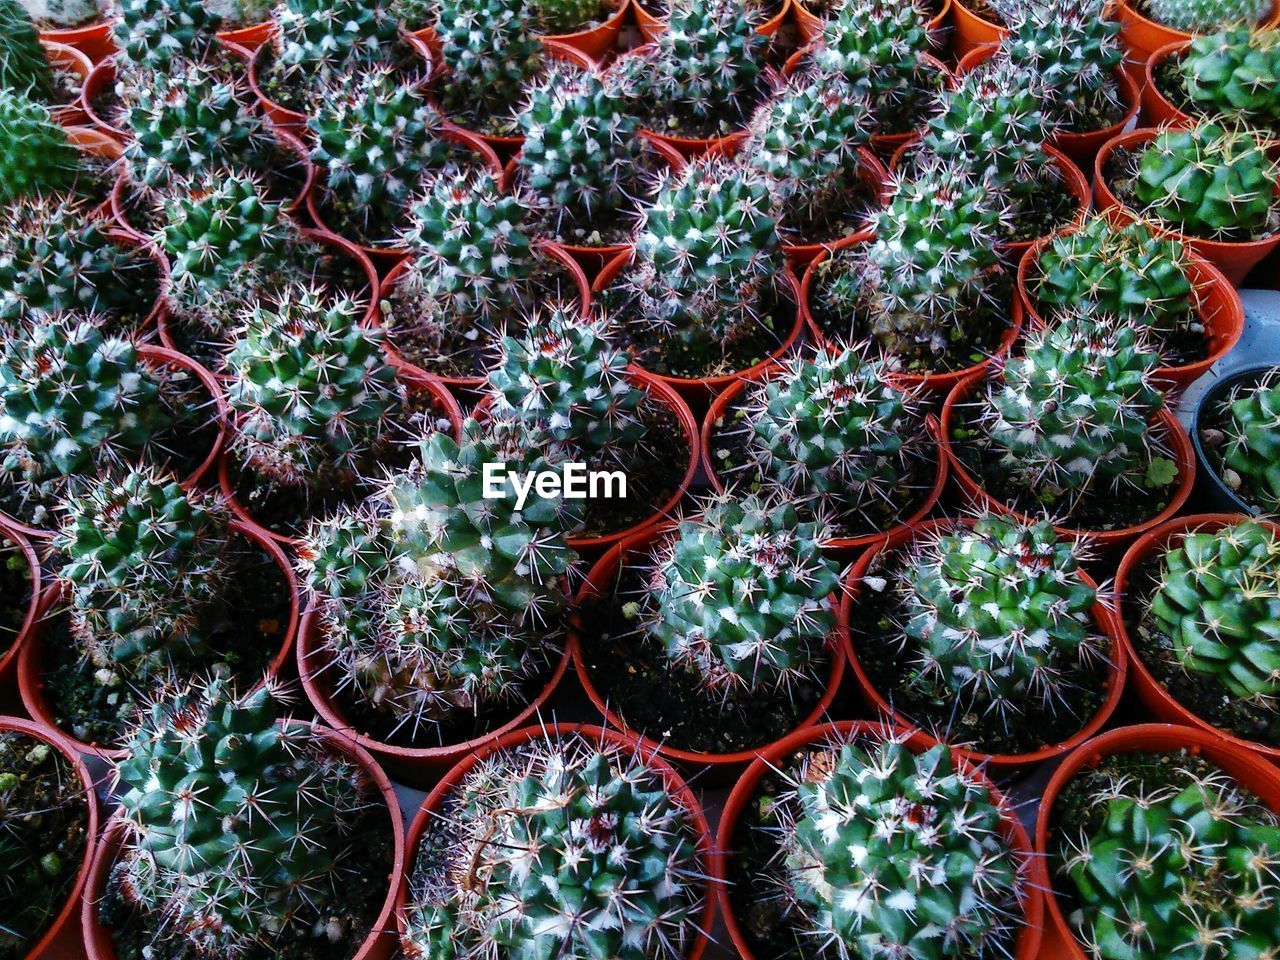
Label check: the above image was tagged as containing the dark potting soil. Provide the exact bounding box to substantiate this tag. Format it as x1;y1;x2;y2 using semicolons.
1125;550;1280;747
778;176;878;248
576;562;830;755
948;397;1177;532
100;784;394;960
49;65;83;111
41;532;291;749
847;545;1112;756
634;70;775;140
0;539;32;662
707;395;937;542
962;0;1007;25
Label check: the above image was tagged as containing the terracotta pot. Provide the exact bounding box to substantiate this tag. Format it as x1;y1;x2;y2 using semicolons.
838;518;1127;770
394;721;717;958
1035;723;1280;958
957;43;1142;169
700;370;948;551
1116;0;1280;85
307;124;503;269
41;41;92;126
1094;127;1280;284
635;0;791;41
718;720;1045;960
1017;231;1243;391
593;249;805;406
937;370;1197;549
215;20;274;54
79;56;124;138
220;366;463;548
800;244;1024;394
37;19;117;64
1142;40;1194;127
794;0;953;43
1114;513;1280;763
83;722;405;960
0;716;99;960
568;523;847;775
17;519;301;760
950;0;1006;58
538;0;630;58
1190;364;1280;514
0;520;41;690
377;239;592;393
0;344;225;541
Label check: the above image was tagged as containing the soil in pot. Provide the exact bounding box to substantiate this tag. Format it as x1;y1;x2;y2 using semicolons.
40;531;291;749
632;68;775;140
0;539;33;662
0;730;90;960
777;175;879;248
255;38;428;115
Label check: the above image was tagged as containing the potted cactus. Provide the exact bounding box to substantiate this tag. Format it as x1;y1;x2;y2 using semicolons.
1195;364;1280;515
0;716;97;960
0;522;38;686
702;342;943;547
719;721;1043;960
1;0;92;124
572;494;845;765
1095;122;1280;282
532;0;628;55
840;515;1124;767
939;315;1194;545
1038;724;1280;960
83;678;404;960
294;416;581;782
1018;214;1244;388
19;466;298;755
398;723;715;960
1145;27;1280;133
595;157;800;396
1116;0;1279;86
1115;515;1280;761
0;89;117;205
20;0;115;63
801;164;1015;391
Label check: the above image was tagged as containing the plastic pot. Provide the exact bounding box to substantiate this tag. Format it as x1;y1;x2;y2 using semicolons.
1142;40;1194;127
1035;723;1280;958
950;0;1006;58
83;721;405;960
838;518;1127;771
377;239;592;393
1115;0;1280;85
700;370;948;551
592;249;805;406
567;523;847;777
220;366;463;548
793;0;953;42
79;56;124;138
65;123;121;220
0;716;99;960
1017;232;1244;391
248;41;306;136
1190;364;1280;515
635;0;790;41
0;344;225;541
538;0;630;58
800;244;1024;394
718;720;1045;960
1094;127;1280;284
937;370;1197;549
215;20;275;54
37;19;117;64
0;520;40;691
42;41;92;127
17;519;301;760
1114;513;1280;764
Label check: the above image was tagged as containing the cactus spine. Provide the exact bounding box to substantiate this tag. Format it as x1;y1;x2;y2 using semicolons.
432;0;544;134
1145;0;1271;33
1219;370;1280;512
110;0;221;72
0;0;55;101
0;90;78;204
1181;28;1280;129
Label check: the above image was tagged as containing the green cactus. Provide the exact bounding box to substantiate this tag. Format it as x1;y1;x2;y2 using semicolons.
983;316;1165;497
433;0;544;135
54;468;232;670
895;516;1102;736
486;306;646;462
111;0;221;72
779;737;1026;960
1062;762;1280;960
112;679;373;957
274;0;400;80
1145;0;1271;33
0;0;55;101
1181;28;1280;129
1148;520;1280;701
224;283;406;489
17;0;100;27
1133;122;1279;240
533;0;603;32
0;90;79;204
1219;370;1280;512
402;732;703;960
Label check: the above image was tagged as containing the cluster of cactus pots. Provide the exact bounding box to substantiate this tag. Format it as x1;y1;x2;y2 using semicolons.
2;1;1280;959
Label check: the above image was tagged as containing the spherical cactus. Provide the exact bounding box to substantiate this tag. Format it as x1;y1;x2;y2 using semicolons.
486;306;646;461
983;316;1165;495
224;283;406;489
895;516;1102;734
1148;520;1280;701
110;0;222;72
19;0;100;25
0;0;55;101
1062;763;1280;960
1133;122;1278;240
1181;28;1280;129
643;494;839;698
113;678;372;958
1144;0;1271;33
778;737;1026;960
401;732;704;960
532;0;601;32
1219;370;1280;511
0;89;79;204
813;0;933;112
433;0;544;133
54;467;232;669
274;0;400;79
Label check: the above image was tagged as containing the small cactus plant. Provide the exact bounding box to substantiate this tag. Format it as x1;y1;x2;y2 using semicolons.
16;0;100;26
0;0;55;101
1132;122;1279;240
1145;0;1271;33
774;736;1027;960
1061;760;1280;959
1217;370;1280;512
273;0;400;85
110;0;221;72
0;90;79;204
1148;520;1280;701
1180;27;1280;130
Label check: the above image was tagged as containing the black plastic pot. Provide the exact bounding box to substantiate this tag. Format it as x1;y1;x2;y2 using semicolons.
1191;363;1280;515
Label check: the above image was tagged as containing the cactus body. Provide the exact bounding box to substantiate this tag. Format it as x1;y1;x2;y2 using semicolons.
1182;28;1280;128
433;0;543;133
1220;370;1280;511
0;90;78;204
1145;0;1271;33
111;0;221;72
274;0;400;79
0;0;55;100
